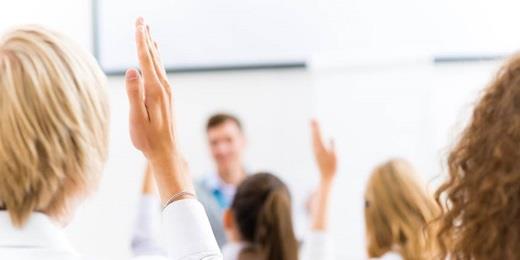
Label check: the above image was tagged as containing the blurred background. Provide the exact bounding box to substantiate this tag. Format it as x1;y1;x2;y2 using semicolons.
1;0;518;259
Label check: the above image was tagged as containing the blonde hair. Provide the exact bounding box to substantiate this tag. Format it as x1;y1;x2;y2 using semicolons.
364;159;439;260
0;26;109;227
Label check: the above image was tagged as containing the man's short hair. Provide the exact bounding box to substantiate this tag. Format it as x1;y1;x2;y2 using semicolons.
206;113;242;132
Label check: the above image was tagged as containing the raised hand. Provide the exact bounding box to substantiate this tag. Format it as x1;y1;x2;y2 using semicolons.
126;17;174;160
309;119;337;231
125;17;193;205
311;120;337;184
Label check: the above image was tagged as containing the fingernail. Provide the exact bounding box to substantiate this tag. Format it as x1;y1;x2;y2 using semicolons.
126;69;138;80
137;17;144;24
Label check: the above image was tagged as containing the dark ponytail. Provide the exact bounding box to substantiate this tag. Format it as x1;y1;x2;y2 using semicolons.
231;173;298;260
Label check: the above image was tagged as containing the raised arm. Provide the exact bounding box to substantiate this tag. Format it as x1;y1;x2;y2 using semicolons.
125;17;221;260
301;120;337;260
131;163;166;257
310;120;337;231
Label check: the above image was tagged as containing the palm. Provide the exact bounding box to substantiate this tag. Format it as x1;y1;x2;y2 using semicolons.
311;120;337;181
125;18;175;159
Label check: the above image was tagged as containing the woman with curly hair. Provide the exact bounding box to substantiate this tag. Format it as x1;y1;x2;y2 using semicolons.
435;54;520;259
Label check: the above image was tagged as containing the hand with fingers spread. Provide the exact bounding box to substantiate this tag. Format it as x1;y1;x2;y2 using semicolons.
311;120;338;184
125;17;193;205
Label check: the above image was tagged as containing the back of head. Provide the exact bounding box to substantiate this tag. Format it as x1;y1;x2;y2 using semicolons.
0;26;109;227
231;173;298;260
364;159;439;260
435;54;520;259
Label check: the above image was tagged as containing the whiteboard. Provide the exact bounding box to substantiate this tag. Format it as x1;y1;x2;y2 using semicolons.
94;0;318;72
94;0;520;73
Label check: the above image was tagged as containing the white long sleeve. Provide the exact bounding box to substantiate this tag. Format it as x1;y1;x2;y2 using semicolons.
300;231;334;260
132;195;166;257
132;196;222;260
162;199;223;260
0;198;222;260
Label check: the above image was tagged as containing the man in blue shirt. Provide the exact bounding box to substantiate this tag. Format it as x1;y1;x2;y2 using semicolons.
195;113;247;247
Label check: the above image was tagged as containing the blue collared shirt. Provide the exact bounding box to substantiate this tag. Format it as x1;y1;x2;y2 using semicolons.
205;172;237;210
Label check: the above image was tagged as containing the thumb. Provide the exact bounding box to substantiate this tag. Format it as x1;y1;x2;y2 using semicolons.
125;68;147;121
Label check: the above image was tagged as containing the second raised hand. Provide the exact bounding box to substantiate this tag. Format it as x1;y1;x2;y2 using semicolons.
309;120;337;232
125;17;194;205
311;120;337;184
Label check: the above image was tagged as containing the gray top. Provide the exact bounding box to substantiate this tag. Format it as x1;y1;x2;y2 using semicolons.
194;177;233;248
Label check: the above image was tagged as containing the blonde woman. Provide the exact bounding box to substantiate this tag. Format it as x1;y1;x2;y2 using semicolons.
0;18;221;259
364;159;439;260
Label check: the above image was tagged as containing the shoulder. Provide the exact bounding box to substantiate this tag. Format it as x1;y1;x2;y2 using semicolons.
194;176;213;196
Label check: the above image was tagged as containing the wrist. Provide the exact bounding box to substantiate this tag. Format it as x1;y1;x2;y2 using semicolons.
148;151;194;204
147;145;179;165
320;177;334;187
162;191;196;210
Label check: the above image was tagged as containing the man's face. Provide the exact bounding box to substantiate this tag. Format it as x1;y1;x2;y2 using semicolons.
207;121;246;173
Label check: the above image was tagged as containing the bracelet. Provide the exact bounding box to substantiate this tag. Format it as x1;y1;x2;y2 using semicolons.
162;191;196;210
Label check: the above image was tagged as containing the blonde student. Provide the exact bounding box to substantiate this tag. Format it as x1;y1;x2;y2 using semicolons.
364;159;439;260
0;18;221;260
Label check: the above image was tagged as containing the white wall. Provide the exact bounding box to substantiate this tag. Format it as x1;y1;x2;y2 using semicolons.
0;0;91;50
314;0;520;56
0;1;510;259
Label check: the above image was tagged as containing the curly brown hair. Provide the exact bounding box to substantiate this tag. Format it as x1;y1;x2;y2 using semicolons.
435;55;520;259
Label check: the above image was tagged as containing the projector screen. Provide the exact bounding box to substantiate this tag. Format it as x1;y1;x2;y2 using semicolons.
94;0;318;73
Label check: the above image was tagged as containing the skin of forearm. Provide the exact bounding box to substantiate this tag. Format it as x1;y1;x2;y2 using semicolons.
311;179;334;231
142;164;156;195
149;151;191;205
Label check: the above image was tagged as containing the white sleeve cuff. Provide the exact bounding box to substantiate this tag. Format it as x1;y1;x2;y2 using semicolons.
162;199;222;260
300;230;334;260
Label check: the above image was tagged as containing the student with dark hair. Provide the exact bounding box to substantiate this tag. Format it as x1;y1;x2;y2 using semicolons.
220;120;336;260
222;173;299;260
